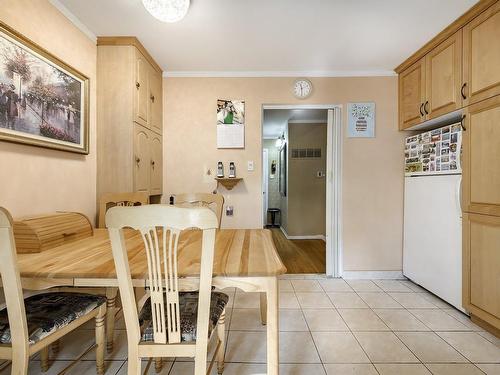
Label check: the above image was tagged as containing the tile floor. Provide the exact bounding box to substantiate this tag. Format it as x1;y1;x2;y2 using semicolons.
1;276;499;375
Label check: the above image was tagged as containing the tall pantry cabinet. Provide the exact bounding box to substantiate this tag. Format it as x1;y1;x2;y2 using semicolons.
96;37;163;208
396;0;500;335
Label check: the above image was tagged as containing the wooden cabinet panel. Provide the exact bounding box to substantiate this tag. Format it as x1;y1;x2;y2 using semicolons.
149;68;163;135
463;1;500;105
134;124;150;193
399;59;426;129
463;213;500;327
134;51;149;126
150;134;162;195
462;95;500;216
426;31;463;119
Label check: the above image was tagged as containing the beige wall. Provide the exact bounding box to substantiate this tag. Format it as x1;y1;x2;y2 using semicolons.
0;0;97;223
163;76;405;272
286;122;327;237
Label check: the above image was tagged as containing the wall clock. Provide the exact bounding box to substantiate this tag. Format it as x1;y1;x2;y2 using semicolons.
293;79;313;99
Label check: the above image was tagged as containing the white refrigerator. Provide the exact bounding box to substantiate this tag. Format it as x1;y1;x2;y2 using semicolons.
403;123;465;311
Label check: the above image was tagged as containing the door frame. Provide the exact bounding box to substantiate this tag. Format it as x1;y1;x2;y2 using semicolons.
261;104;343;277
262;148;269;226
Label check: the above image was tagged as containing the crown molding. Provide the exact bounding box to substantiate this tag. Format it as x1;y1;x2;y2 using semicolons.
163;70;396;78
49;0;97;43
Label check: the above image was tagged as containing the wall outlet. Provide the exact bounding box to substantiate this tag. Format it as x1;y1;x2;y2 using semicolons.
226;206;234;216
247;161;254;171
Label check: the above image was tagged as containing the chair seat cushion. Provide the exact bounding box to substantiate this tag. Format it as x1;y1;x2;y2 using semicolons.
139;291;229;342
0;292;106;345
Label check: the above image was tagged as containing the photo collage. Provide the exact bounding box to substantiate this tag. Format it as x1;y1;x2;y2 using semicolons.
404;124;462;174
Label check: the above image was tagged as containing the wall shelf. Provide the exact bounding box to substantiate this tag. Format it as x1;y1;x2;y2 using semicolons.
215;177;242;191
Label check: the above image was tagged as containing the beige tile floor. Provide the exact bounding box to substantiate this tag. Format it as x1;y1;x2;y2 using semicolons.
1;276;499;375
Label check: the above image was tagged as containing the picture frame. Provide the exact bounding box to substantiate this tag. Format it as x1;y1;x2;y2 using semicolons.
0;21;89;154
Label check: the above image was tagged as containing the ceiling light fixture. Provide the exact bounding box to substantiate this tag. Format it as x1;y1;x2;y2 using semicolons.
142;0;190;23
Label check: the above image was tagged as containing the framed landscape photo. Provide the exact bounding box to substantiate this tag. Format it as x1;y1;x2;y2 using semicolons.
0;21;89;154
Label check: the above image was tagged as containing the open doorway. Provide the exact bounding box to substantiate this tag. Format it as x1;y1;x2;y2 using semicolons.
262;105;341;276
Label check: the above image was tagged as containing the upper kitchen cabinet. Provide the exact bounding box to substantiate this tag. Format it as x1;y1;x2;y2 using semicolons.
462;95;500;217
463;1;500;105
149;66;163;135
425;31;463;119
134;50;150;127
398;59;426;130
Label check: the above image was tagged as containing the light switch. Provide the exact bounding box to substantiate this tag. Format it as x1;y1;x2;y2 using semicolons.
247;161;254;171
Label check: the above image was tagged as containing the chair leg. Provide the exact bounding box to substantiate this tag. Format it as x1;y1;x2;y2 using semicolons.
96;305;106;375
11;356;29;375
127;353;141;375
217;309;226;374
40;346;50;372
154;358;163;373
106;287;118;353
51;339;60;356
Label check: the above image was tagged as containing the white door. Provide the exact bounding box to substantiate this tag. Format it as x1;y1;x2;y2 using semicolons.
403;174;463;310
262;148;269;227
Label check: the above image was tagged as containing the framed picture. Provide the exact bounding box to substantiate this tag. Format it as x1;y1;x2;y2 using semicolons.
347;102;375;138
279;143;287;197
0;21;89;154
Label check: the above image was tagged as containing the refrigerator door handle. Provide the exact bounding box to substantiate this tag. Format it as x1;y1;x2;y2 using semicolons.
456;177;463;218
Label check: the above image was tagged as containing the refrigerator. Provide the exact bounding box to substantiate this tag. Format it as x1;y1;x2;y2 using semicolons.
403;123;464;311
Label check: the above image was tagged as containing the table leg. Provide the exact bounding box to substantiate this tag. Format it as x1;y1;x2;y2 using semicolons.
260;292;267;325
106;287;118;353
266;277;279;375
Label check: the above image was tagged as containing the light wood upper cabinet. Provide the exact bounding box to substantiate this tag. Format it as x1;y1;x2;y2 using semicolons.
399;59;426;129
463;1;500;105
463;212;500;327
425;31;463;119
150;133;163;196
134;51;149;126
149;68;163;135
462;95;500;216
134;124;150;193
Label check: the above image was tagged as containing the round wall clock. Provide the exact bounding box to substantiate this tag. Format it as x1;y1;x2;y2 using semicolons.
293;79;313;99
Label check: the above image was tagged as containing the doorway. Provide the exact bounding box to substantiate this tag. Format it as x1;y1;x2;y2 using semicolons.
262;105;342;277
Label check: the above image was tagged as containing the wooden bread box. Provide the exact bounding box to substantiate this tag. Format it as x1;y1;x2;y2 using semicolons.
13;212;93;254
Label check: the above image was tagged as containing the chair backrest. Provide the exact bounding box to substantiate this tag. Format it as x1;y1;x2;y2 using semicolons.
174;193;224;228
98;192;149;228
0;207;29;354
106;205;218;345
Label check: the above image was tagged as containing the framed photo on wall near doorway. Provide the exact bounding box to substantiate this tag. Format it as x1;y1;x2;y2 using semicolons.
0;21;89;154
279;143;287;196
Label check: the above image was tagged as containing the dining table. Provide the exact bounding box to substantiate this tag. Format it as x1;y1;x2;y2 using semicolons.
15;227;287;375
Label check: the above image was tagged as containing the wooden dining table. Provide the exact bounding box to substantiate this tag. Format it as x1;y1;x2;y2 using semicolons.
15;228;287;375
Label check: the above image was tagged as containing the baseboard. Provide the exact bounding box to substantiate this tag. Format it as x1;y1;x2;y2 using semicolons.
280;227;326;241
342;270;405;280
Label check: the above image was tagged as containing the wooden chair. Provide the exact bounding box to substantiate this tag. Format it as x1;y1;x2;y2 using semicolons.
0;207;106;375
98;192;150;229
174;193;224;228
106;205;227;375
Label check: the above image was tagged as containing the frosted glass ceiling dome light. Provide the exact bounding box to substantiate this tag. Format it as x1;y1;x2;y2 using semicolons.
142;0;190;23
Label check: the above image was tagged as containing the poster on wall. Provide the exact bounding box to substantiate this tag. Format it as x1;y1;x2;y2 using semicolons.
216;99;245;148
0;22;89;154
347;102;375;138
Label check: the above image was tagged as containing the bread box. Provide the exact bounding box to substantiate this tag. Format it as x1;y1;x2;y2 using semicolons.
13;212;93;254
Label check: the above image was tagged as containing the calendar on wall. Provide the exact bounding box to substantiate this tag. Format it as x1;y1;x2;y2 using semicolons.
216;99;245;148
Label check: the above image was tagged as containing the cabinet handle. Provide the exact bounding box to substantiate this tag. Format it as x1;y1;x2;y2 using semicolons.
135;156;141;163
151;160;155;166
150;95;155;102
461;83;467;99
424;101;429;115
419;103;424;117
460;114;466;131
136;82;140;89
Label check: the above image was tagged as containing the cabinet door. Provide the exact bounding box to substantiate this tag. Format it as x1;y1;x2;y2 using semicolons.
463;1;500;105
134;51;149;126
463;213;500;327
399;58;426;129
149;68;163;135
462;95;500;216
150;133;163;195
134;124;150;193
426;31;463;119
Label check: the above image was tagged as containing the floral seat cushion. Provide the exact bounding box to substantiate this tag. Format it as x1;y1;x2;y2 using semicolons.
0;292;106;345
139;291;229;342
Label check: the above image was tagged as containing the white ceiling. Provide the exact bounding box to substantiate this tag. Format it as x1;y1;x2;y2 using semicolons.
263;109;328;139
56;0;477;76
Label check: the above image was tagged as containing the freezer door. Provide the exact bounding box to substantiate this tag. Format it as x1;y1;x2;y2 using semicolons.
403;174;463;311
